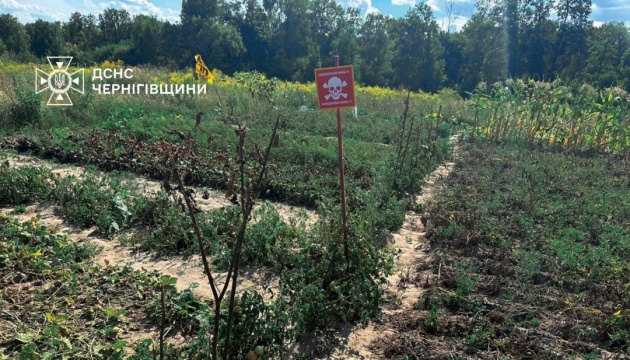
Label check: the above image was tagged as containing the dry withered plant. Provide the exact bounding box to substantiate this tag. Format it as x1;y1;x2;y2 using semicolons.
157;115;281;360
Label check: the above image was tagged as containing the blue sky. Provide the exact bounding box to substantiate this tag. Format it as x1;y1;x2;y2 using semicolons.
1;0;628;32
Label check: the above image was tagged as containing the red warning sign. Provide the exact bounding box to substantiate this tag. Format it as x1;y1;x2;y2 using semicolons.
315;65;356;110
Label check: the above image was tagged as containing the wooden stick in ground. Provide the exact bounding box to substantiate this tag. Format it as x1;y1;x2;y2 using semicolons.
160;284;165;360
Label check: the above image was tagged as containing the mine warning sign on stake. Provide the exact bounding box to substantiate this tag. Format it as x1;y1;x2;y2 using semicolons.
315;65;355;110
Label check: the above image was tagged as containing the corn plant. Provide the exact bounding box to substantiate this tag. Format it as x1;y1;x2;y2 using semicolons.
465;80;630;158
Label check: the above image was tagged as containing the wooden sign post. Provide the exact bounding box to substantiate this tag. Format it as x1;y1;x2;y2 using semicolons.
315;56;356;265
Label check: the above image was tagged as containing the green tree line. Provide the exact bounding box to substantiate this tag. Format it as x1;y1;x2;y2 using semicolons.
1;0;629;93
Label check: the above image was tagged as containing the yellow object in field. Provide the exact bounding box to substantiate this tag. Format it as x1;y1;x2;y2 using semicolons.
194;54;211;80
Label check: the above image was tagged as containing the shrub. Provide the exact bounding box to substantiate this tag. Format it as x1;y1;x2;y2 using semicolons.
9;81;42;127
53;171;135;236
0;161;54;205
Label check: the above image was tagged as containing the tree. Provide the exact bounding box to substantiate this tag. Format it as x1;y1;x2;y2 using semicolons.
195;19;246;74
585;22;630;88
620;47;630;90
459;1;508;92
231;0;272;72
0;14;30;56
181;0;221;26
553;0;592;80
517;0;554;79
504;0;519;77
392;3;445;92
181;0;223;55
25;20;64;58
98;8;132;45
329;8;361;80
130;15;164;65
358;13;394;87
64;12;99;50
158;21;185;67
65;12;84;45
310;0;348;61
440;31;465;89
269;0;318;81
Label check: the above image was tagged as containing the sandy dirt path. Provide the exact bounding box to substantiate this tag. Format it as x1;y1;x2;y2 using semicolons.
1;152;317;300
328;133;460;359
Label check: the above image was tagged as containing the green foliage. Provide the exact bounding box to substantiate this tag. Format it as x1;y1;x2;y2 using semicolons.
0;214;94;275
417;289;444;334
281;198;395;335
98;8;132;45
222;291;292;359
194;19;246;74
423;139;630;355
585;22;630;89
1;0;629;92
0;161;53;205
131;191;241;260
358;14;395;87
241;203;301;270
449;262;478;310
465;325;493;350
392;3;445;92
0;211;208;359
9;81;43;127
130;15;163;65
24;19;64;58
606;311;630;349
464;80;630;154
131;190;201;255
53;171;136;235
438;123;452;137
0;14;30;56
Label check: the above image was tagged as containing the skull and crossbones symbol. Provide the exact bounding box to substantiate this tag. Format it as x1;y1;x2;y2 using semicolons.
323;77;348;100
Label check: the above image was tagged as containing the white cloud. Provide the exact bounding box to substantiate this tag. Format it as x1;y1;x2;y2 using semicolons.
348;0;379;16
0;0;45;12
0;0;179;23
92;0;179;22
0;0;67;22
83;0;100;11
427;0;440;11
392;0;415;6
438;14;468;32
593;20;603;27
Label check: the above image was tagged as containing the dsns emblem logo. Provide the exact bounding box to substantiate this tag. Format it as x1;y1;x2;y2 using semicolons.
35;56;84;106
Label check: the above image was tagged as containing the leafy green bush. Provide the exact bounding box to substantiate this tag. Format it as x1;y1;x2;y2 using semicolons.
132;191;241;260
0;214;94;275
10;82;42;127
242;203;302;270
0;160;54;205
221;291;293;359
281;198;395;335
438;122;452;137
127;190;199;254
53;171;135;235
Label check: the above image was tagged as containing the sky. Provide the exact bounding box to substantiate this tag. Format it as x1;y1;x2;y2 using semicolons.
0;0;629;32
